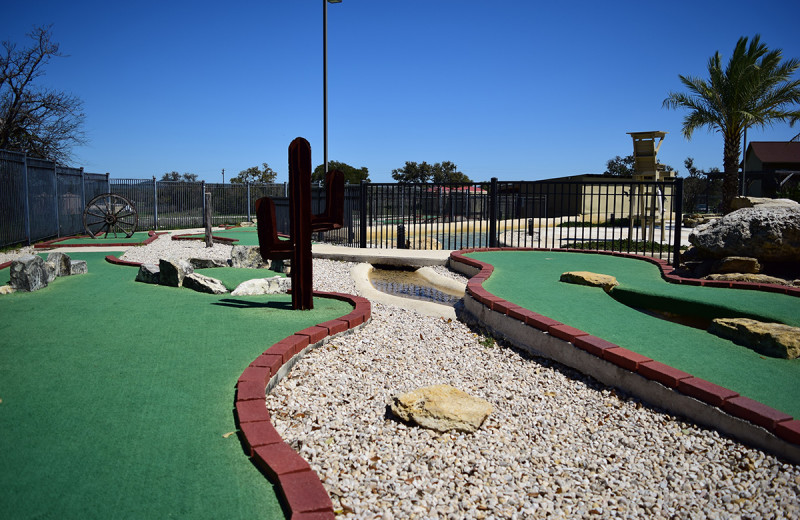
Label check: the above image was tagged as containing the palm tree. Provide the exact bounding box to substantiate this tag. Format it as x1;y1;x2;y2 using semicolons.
663;35;800;213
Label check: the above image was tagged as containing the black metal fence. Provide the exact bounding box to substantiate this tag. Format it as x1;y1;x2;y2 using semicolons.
319;178;683;265
1;150;109;248
0;151;683;265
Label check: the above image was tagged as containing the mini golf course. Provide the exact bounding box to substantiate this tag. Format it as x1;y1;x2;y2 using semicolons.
465;250;800;420
0;252;351;519
173;227;262;246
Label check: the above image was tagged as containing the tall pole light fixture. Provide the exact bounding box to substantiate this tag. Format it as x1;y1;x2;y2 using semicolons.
324;0;342;176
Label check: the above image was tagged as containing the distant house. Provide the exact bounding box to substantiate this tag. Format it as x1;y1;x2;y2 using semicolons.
742;141;800;196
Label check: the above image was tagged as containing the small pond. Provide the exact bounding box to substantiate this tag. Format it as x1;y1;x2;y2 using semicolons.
368;265;463;306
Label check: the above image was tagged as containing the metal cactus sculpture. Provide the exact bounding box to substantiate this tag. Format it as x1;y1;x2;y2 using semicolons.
255;137;344;310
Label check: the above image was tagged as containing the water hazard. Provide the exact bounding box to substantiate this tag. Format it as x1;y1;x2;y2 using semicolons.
368;266;464;306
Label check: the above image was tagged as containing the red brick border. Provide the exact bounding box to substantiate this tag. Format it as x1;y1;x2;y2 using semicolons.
449;247;799;450
33;230;164;249
233;292;371;517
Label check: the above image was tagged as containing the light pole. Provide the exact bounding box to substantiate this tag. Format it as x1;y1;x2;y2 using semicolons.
324;0;341;176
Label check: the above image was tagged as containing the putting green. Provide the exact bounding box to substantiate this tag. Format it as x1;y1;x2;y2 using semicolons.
0;252;350;519
468;251;800;418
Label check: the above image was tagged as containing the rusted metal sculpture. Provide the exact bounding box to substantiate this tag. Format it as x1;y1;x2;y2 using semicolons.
83;193;139;238
256;137;344;310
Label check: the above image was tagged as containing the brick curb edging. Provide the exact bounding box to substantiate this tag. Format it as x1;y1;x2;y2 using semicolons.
449;247;800;462
33;230;164;249
235;291;371;518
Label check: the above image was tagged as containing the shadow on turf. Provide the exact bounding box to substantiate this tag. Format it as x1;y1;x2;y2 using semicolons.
213;298;293;310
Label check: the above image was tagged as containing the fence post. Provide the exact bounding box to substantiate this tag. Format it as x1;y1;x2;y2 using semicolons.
80;168;86;216
246;182;251;221
152;176;159;230
204;191;213;247
201;181;206;229
359;181;368;248
53;161;61;237
672;177;683;268
22;155;31;245
488;177;498;247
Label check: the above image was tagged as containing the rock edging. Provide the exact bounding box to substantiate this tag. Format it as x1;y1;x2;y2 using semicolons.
234;291;372;518
448;247;800;463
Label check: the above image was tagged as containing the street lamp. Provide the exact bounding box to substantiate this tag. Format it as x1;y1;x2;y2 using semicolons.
324;0;342;176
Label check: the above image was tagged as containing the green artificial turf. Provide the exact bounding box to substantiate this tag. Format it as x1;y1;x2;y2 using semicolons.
468;250;800;418
56;231;155;244
0;252;351;519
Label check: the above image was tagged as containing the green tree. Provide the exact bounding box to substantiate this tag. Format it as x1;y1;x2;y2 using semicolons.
663;35;800;213
391;161;471;183
230;163;277;184
604;155;635;176
160;171;198;182
0;26;86;163
682;157;720;212
312;160;370;184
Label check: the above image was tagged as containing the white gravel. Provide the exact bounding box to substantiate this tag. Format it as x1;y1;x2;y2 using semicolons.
7;236;799;518
270;259;800;519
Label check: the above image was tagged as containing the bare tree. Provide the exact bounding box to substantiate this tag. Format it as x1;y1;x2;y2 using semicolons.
0;25;86;163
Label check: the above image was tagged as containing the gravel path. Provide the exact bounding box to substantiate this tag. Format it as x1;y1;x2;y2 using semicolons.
5;237;799;518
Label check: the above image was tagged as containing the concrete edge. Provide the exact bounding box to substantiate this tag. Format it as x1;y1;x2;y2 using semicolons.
350;263;458;320
450;247;800;464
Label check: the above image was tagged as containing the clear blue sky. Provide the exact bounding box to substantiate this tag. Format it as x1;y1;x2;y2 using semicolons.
5;0;800;183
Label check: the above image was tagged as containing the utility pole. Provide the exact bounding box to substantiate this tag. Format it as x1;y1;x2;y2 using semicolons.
222;168;225;184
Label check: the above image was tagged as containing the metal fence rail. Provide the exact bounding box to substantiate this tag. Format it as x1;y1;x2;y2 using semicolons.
0;150;683;265
319;178;683;265
0;149;109;248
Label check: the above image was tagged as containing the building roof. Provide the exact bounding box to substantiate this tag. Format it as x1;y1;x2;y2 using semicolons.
747;141;800;165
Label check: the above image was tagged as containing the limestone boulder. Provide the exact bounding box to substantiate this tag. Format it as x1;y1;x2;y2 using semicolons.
183;273;228;294
389;384;493;433
710;256;761;275
0;285;16;295
230;246;268;269
9;255;50;292
708;318;800;359
560;271;619;293
46;252;72;277
158;258;193;287
731;196;799;210
69;260;88;276
231;277;291;296
189;258;230;269
689;206;800;262
135;264;161;284
705;273;788;285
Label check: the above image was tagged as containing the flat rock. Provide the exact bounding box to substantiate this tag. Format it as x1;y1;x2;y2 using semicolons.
689;205;800;262
231;277;290;296
731;197;799;210
189;257;229;269
710;256;761;275
705;273;788;285
158;258;193;287
135;264;161;284
230;245;268;269
183;273;228;294
708;318;800;359
9;255;49;292
389;384;493;433
560;271;618;293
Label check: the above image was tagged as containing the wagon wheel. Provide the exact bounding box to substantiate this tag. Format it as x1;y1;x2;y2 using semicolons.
83;193;138;238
